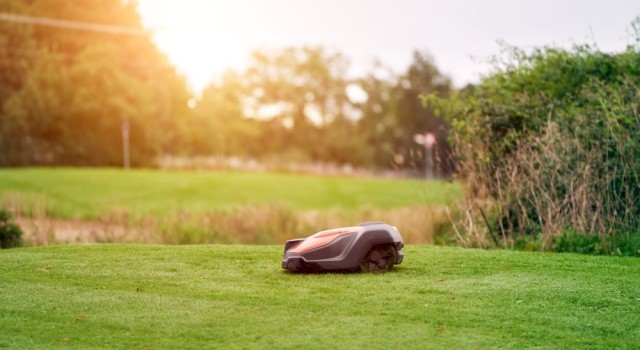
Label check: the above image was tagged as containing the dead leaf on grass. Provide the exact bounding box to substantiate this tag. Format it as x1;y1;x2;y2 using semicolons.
74;314;90;321
36;265;53;272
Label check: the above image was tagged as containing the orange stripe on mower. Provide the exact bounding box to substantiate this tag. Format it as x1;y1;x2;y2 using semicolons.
289;227;360;253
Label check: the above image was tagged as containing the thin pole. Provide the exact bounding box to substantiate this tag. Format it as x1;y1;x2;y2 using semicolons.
122;121;130;169
425;144;434;179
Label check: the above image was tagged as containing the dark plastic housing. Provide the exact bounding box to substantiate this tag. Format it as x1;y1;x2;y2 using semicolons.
282;222;404;272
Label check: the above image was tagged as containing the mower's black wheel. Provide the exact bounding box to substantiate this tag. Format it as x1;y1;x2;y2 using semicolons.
360;244;396;273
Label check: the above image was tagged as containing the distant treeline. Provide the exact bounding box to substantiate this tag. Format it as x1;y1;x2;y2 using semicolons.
0;0;453;174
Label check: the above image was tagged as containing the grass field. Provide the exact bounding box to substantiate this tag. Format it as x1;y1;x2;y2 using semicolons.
0;168;459;219
1;244;638;349
0;168;459;245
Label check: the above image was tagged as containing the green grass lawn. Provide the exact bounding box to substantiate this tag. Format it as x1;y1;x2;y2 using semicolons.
1;244;638;349
0;168;459;219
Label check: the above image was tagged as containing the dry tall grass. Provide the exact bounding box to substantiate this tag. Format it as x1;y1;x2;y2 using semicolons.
449;115;640;251
3;193;448;246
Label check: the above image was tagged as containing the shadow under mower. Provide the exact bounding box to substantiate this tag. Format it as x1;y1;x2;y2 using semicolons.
282;222;404;273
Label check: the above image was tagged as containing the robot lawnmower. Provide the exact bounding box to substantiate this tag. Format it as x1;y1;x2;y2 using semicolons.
282;222;404;273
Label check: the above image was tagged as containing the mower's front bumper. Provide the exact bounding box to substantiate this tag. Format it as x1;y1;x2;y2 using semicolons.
281;257;321;271
394;242;405;264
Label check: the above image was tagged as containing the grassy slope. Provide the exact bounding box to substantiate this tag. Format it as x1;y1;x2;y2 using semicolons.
0;168;459;219
1;245;638;349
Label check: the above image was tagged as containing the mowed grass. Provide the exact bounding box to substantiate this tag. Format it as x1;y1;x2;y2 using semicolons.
1;245;638;349
0;168;459;219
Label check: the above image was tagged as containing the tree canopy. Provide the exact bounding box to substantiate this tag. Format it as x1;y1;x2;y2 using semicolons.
0;1;453;171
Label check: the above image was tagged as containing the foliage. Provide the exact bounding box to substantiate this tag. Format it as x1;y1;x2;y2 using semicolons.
1;244;638;348
428;19;640;252
0;2;454;170
0;208;23;248
191;48;453;170
0;0;191;166
554;230;640;257
193;47;374;166
356;52;453;172
189;70;261;157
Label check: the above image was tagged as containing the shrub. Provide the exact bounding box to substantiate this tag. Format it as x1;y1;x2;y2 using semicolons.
554;230;640;257
428;18;640;253
554;231;607;255
0;208;24;249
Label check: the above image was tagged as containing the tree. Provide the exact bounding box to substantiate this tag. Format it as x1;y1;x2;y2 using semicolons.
239;46;371;165
192;70;260;157
0;0;192;166
356;51;452;172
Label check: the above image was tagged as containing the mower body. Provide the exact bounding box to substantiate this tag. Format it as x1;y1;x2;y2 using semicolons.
282;222;404;272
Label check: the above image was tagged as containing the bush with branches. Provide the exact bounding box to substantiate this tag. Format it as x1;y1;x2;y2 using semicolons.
428;19;640;255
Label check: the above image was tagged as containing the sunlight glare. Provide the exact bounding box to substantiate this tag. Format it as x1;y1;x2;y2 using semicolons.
139;1;262;93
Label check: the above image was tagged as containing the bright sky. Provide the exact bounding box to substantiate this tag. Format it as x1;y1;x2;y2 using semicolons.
137;0;639;93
